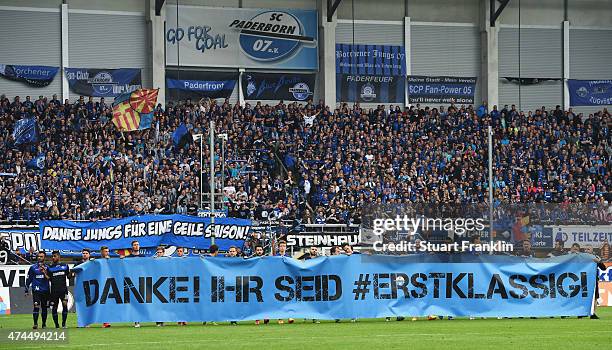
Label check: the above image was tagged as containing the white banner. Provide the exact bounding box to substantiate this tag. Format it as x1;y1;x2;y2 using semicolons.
0;265;74;288
0;265;30;288
165;6;318;70
0;228;40;252
551;225;612;249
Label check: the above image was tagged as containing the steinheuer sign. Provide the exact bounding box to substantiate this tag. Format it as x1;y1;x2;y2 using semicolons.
166;6;318;70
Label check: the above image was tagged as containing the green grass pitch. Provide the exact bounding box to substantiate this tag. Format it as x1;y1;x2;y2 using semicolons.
1;309;611;349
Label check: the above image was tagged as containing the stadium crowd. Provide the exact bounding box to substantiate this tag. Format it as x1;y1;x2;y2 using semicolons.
0;94;610;224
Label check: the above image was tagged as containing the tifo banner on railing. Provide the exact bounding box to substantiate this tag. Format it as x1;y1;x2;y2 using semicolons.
0;64;59;87
242;72;315;101
407;76;477;104
165;6;318;70
73;254;595;326
285;232;360;247
0;228;39;253
39;215;251;251
64;68;142;97
337;74;405;103
553;225;612;249
567;79;612;106
335;44;406;76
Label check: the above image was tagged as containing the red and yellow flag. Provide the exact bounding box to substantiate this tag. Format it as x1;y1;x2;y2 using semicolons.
111;88;158;132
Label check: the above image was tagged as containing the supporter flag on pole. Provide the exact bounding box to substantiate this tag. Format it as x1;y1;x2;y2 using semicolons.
12;118;39;145
172;123;192;149
111;88;158;131
26;153;46;170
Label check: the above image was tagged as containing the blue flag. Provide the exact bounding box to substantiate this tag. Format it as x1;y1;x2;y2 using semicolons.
26;153;45;170
13;118;39;145
172;123;189;147
138;112;154;130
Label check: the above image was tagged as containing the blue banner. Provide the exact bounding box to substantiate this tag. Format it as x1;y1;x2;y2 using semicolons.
65;68;142;97
165;70;238;101
12;118;39;145
40;215;252;251
172;124;190;147
407;76;477;104
567;79;612;106
73;254;596;326
167;78;236;95
242;72;315;101
336;44;406;76
337;74;405;103
0;64;59;87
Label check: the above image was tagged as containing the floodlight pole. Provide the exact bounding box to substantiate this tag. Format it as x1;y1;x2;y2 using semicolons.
210;120;215;246
199;135;203;210
488;125;494;254
192;134;204;210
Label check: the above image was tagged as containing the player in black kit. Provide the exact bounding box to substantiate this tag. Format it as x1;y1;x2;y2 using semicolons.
47;250;70;328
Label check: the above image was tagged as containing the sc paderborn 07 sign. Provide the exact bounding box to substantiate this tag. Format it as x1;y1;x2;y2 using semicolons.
166;6;318;70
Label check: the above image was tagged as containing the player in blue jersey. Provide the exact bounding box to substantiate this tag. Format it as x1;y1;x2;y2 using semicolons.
125;240;146;328
25;251;50;329
275;241;294;324
99;246;112;328
48;250;71;328
154;246;168;327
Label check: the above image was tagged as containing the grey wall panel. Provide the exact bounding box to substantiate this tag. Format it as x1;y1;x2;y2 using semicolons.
337;0;407;21
335;0;479;23
68;12;150;101
411;25;481;106
569;28;612;115
569;29;612;79
499;28;562;78
0;0;61;7
498;0;564;25
499;80;562;112
498;27;562;111
242;0;316;9
405;0;479;24
567;0;612;27
336;22;404;45
166;0;315;10
67;0;144;12
0;10;61;99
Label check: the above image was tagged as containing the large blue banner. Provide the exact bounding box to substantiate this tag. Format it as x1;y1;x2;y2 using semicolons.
167;79;237;93
73;254;595;326
335;44;406;103
65;68;142;97
0;64;59;87
336;44;406;76
40;215;251;251
165;70;238;101
242;72;315;101
337;74;405;103
567;79;612;106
